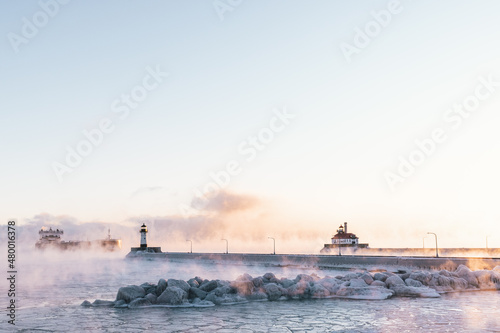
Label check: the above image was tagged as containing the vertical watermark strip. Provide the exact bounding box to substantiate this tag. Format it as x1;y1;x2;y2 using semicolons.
6;220;17;326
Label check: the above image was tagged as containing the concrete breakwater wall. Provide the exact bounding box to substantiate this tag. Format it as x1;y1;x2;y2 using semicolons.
126;252;500;271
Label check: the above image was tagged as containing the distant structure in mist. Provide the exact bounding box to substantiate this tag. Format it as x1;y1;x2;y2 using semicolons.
35;226;121;251
130;223;162;253
320;222;369;253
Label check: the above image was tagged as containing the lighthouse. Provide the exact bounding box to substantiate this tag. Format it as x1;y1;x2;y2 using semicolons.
140;223;148;248
128;223;162;255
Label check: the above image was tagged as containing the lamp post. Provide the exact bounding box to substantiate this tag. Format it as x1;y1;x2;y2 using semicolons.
221;238;228;254
268;237;275;255
427;232;438;258
186;239;192;253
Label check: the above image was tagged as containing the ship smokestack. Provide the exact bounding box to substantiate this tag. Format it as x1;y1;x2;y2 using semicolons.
140;223;148;248
344;222;347;234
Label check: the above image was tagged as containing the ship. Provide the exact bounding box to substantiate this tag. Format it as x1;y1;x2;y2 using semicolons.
320;222;369;253
35;227;122;251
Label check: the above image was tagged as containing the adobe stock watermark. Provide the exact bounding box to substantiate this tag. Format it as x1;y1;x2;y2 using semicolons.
178;106;295;217
339;0;403;64
51;65;168;183
213;0;243;21
7;0;71;54
385;73;499;191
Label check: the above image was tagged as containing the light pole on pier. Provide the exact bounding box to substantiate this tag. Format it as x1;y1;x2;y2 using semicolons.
186;239;192;253
427;232;438;258
268;237;275;255
222;239;228;254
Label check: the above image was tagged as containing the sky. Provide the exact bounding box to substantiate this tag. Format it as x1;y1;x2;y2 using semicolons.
2;0;500;252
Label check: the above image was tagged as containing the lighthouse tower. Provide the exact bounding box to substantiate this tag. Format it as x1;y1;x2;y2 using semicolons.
128;223;162;255
140;223;148;248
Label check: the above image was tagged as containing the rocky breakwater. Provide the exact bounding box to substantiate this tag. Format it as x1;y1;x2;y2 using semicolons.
82;265;500;308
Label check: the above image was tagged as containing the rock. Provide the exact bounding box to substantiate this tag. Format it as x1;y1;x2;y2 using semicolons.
371;280;386;287
157;286;188;305
113;300;127;308
187;278;199;288
252;277;264;288
189;287;207;300
81;300;92;307
342;273;359;281
194;276;204;285
145;293;157;304
294;274;314;283
199;280;218;293
360;273;374;285
128;297;152;308
455;265;479;288
390;285;440;298
192;299;215;307
263;283;282;301
310;283;330;298
116;285;146;303
349;278;368;288
156;279;167;296
373;272;388;282
236;273;253;281
263;273;276;281
473;270;498;289
140;282;157;295
246;291;268;301
287;281;310;299
409;271;431;286
385;275;405;288
317;278;340;294
336;286;394;300
213;285;233;297
405;278;423;288
167;279;190;292
92;299;115;307
279;278;295;289
230;280;254;296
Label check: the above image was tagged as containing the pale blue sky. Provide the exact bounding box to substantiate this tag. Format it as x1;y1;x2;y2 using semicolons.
2;0;500;249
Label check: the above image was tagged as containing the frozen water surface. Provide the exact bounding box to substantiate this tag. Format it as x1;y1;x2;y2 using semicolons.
12;251;500;332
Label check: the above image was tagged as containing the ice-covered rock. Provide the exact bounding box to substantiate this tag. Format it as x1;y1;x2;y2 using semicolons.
373;272;388;282
279;278;295;289
113;300;127;308
157;286;187;305
390;285;440;298
317;277;340;294
187;278;199;288
360;273;374;285
189;287;207;300
156;278;167;296
167;279;190;292
129;298;152;308
92;299;115;307
455;265;479;288
230;280;254;295
287;281;311;299
404;278;423;288
310;283;330;298
145;293;157;304
337;286;394;300
371;280;386;287
385;275;405;288
81;300;91;307
349;278;368;288
263;283;281;301
199;280;218;292
116;285;146;303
